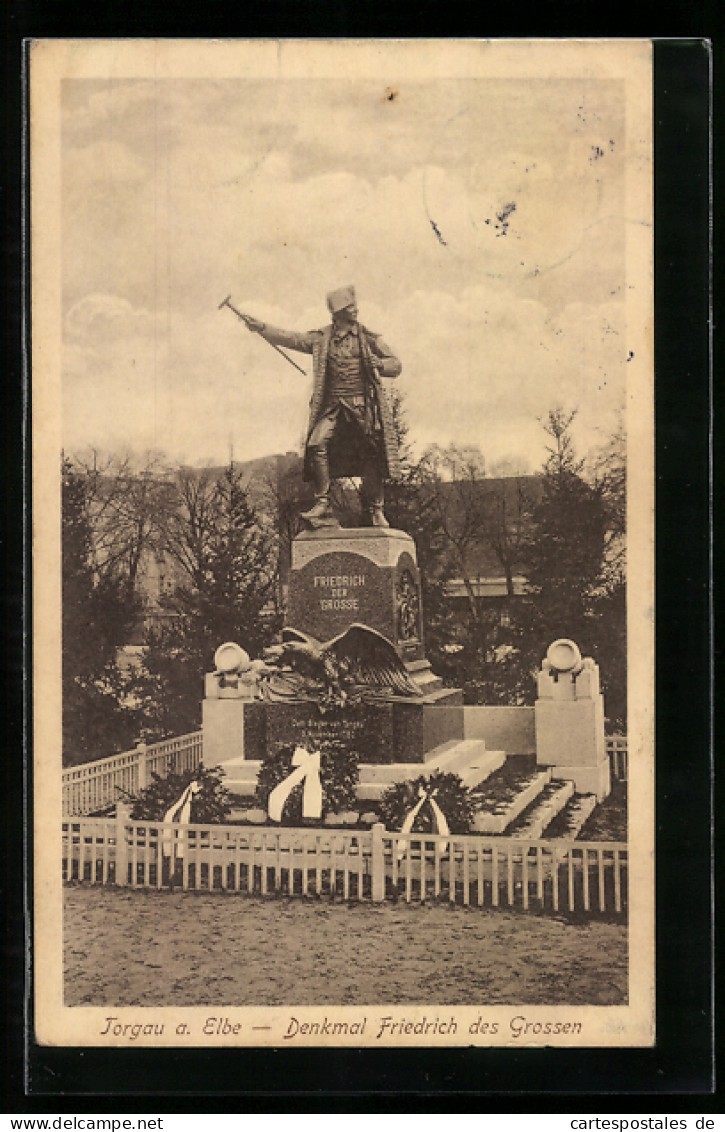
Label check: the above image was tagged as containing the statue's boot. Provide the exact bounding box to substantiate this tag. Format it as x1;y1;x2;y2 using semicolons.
362;462;389;529
301;446;336;523
301;496;335;522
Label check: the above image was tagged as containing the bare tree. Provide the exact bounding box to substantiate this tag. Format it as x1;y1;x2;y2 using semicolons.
159;465;221;589
256;455;306;616
478;479;533;599
67;448;172;598
418;444;492;630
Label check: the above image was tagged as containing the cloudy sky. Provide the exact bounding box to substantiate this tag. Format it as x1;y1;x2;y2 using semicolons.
61;63;632;472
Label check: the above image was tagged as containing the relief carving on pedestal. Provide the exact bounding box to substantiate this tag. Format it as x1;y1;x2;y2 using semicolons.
396;569;421;643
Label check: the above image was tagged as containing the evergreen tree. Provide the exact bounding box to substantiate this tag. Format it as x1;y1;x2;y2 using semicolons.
522;411;608;642
380;396;461;670
135;462;279;739
396;442;536;695
62;458;141;765
588;581;626;729
511;410;621;714
588;417;627;728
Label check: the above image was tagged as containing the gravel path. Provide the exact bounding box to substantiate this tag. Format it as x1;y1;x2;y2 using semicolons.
64;885;627;1007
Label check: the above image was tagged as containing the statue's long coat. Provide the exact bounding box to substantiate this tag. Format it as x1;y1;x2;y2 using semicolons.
259;321;402;482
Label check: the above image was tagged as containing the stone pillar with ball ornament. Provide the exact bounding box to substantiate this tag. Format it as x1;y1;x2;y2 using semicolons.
201;641;266;770
534;638;611;800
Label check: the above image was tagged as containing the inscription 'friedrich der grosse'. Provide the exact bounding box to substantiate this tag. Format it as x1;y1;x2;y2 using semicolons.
314;574;366;612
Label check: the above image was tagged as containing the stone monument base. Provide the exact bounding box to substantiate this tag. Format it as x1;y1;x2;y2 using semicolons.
202;688;464;770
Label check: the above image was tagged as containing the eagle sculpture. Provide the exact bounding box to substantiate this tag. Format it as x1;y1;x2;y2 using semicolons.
261;623;422;709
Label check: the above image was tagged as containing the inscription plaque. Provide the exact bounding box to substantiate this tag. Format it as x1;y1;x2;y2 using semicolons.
265;702;397;764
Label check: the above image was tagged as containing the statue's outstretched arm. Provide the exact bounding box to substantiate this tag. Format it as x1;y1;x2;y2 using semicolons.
258;324;319;355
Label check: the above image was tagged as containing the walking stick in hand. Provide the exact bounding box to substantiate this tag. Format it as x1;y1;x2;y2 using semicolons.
218;295;307;375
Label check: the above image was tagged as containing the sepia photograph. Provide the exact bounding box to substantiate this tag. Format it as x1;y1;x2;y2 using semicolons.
32;38;654;1049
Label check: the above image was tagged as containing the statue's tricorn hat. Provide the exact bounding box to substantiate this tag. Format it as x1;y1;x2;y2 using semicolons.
326;285;356;314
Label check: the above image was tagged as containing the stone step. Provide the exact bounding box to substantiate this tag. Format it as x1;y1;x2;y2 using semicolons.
505;780;575;839
221;741;453;787
356;739;504;801
221;758;262;797
472;769;552;834
222;740;506;803
224;761;434;802
458;754;506;791
542;793;598;840
450;742;507;787
359;739;460;782
424;737;483;770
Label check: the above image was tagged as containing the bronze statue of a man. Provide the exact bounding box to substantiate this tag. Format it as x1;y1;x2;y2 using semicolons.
245;286;402;528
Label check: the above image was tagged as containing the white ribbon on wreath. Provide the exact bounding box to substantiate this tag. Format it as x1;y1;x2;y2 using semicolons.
267;746;323;822
396;785;450;861
161;779;201;859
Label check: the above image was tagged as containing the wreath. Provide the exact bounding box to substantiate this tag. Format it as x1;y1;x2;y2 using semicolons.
378;771;475;835
125;764;232;824
254;739;359;824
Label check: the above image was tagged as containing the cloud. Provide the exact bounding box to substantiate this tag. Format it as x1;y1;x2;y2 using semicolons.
62;294;311;465
60;75;629;470
65;293;153;340
63;282;625;472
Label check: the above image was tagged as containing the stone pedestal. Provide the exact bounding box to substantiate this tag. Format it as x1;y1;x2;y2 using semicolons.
534;650;611;800
288;527;425;664
202;526;465;776
202;691;465;770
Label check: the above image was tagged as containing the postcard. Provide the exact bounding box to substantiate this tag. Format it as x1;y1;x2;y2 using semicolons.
32;38;654;1049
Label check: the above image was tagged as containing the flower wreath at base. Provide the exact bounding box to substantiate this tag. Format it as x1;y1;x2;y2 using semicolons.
126;764;233;824
378;771;476;837
254;740;360;825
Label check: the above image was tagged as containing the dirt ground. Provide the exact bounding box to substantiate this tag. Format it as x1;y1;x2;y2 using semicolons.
64;885;627;1007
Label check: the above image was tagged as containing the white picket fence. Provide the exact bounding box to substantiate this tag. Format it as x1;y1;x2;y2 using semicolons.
62;812;627;918
62;731;628;818
62;732;203;817
606;735;628;781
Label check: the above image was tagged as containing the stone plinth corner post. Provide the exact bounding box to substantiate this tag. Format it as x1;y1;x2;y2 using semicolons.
534;638;611;801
